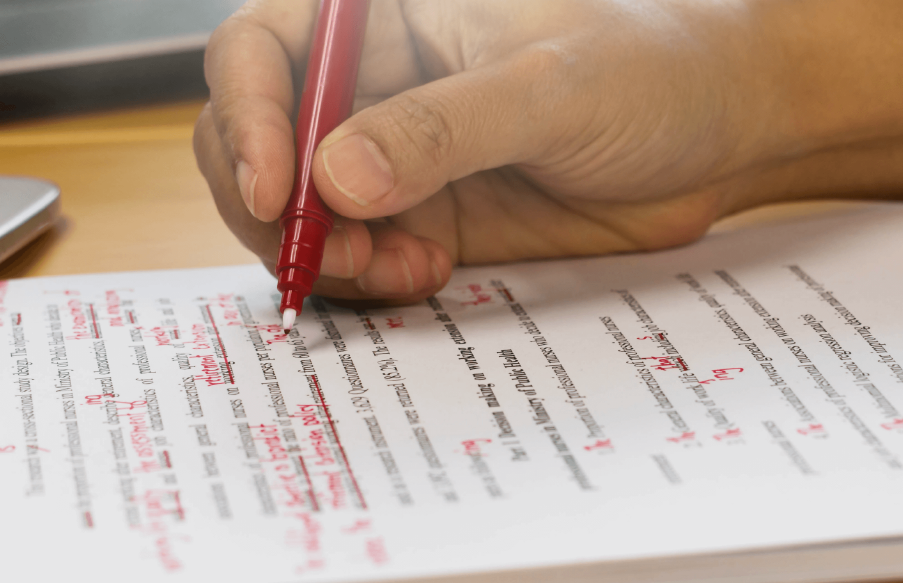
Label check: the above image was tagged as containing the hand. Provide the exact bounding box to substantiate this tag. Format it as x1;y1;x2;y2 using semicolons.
193;0;903;303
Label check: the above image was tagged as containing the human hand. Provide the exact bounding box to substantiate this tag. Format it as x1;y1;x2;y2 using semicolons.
195;0;899;303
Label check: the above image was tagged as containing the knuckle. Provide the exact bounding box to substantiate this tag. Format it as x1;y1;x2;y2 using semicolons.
384;93;455;165
192;104;218;174
204;21;230;60
203;12;262;93
203;18;241;84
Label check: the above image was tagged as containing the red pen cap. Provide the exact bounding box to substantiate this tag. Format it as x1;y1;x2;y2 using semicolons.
277;0;370;314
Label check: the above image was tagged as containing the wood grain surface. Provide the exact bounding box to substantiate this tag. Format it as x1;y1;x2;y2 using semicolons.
0;100;257;279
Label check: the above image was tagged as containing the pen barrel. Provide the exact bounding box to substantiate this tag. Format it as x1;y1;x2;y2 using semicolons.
277;0;369;311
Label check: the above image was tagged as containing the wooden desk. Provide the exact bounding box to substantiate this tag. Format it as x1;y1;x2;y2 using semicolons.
0;100;257;278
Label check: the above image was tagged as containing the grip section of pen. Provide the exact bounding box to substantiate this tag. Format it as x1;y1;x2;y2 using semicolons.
277;211;331;314
276;0;370;314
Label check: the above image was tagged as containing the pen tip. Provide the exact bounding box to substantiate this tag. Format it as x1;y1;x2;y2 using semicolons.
282;308;297;334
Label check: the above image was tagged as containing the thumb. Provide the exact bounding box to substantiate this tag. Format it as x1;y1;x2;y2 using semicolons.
312;50;574;219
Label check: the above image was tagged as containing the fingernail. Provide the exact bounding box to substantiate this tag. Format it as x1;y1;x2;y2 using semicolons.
236;160;258;217
356;250;413;295
322;134;394;206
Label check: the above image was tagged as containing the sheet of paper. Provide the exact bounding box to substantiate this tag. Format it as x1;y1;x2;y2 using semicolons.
3;205;903;582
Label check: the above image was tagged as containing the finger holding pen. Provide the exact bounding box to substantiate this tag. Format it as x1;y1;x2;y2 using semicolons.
196;0;446;302
198;1;903;305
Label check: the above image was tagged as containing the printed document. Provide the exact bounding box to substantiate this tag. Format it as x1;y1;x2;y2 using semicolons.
3;206;903;582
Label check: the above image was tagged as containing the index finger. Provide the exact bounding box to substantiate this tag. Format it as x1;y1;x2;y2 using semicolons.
203;0;320;221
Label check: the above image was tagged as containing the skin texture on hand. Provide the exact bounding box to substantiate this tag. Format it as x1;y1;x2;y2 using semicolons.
193;0;903;304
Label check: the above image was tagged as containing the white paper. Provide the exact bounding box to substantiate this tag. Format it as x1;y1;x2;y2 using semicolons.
3;205;903;582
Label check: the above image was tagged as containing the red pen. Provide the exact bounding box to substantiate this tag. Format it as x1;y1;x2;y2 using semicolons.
277;0;370;332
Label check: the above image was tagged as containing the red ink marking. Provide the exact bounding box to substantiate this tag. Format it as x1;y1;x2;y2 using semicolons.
88;303;101;339
711;367;743;381
642;356;688;372
643;356;679;371
797;423;826;436
666;431;696;444
297;455;320;512
291;404;322;426
253;323;283;333
321;470;347;510
127;310;137;324
713;428;742;441
145;327;172;347
66;298;90;340
122;408;154;459
308;428;335;466
459;284;492;307
105;291;125;327
342;519;371;534
461;438;491;457
385;317;404;329
43;288;79;296
26;444;49;453
311;375;367;510
0;445;15;453
254;424;289;463
275;470;310;512
105;291;120;313
15;313;21;325
365;537;389;565
186;323;210;351
250;323;289;344
495;286;514;302
583;439;613;452
161;450;173;469
133;459;162;474
362;317;375;330
286;514;325;573
191;354;224;386
267;333;289;344
135;490;186;572
113;399;147;411
83;511;94;528
205;305;235;384
222;307;240;325
881;418;903;431
172;491;186;521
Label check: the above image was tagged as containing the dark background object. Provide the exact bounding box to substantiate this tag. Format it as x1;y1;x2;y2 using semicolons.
0;50;208;121
0;0;245;123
